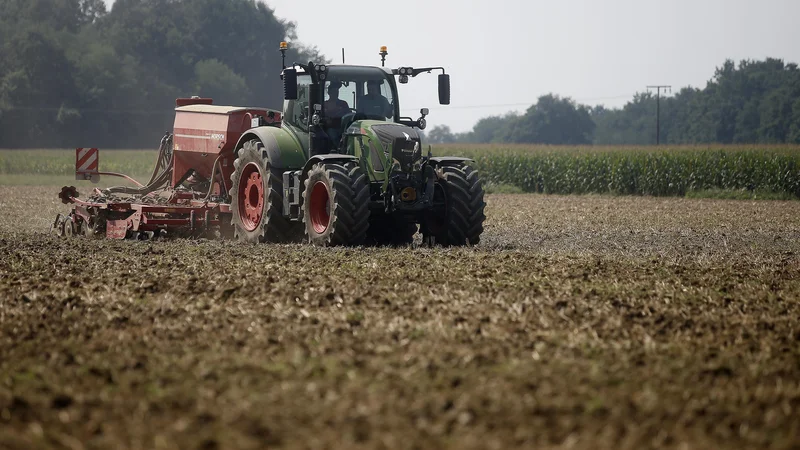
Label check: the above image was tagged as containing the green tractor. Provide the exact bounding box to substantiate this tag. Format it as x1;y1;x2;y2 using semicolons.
229;44;485;246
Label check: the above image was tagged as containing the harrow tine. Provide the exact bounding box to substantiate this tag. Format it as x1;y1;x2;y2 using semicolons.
51;214;65;237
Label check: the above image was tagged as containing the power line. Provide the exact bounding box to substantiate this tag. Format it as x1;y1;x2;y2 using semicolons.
646;85;671;145
402;94;636;113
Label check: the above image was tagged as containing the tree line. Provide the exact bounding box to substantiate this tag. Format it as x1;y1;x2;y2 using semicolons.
3;2;798;149
428;58;800;145
0;0;324;148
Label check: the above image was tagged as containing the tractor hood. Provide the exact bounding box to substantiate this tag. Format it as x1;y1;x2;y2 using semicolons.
366;122;423;172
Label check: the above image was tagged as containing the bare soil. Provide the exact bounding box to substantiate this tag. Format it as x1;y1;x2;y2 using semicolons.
1;186;799;449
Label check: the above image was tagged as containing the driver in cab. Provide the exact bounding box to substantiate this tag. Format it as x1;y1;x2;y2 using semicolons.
324;81;350;145
358;79;393;119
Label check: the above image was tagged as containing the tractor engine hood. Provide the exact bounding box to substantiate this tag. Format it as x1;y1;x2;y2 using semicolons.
370;123;423;172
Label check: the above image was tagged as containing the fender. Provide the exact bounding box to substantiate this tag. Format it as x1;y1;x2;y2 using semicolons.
234;126;307;170
300;154;359;182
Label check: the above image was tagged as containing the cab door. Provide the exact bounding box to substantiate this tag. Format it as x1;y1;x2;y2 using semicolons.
282;75;312;158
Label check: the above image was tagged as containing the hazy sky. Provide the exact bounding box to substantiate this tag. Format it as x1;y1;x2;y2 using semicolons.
105;0;800;132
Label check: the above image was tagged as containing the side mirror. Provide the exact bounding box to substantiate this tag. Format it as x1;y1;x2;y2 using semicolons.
420;108;429;116
438;74;450;105
283;69;298;100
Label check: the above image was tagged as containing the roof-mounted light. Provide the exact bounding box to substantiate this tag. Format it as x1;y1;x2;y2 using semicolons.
379;46;388;67
279;42;289;69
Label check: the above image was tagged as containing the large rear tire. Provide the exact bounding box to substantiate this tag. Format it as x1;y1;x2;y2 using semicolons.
422;163;485;246
230;139;298;243
302;162;369;246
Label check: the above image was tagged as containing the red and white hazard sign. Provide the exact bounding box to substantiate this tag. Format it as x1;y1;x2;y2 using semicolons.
76;147;99;183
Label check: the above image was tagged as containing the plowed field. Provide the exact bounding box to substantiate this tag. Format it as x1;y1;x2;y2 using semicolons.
1;186;799;449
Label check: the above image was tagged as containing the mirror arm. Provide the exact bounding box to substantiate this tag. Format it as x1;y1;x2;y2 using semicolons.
411;67;446;77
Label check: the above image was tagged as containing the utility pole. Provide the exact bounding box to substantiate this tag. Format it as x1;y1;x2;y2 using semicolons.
646;85;671;145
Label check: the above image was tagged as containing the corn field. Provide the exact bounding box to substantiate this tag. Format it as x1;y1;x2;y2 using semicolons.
2;146;800;198
435;144;800;198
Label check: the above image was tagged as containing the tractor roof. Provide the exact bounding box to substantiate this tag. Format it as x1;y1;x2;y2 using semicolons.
328;65;393;74
175;104;272;114
289;64;393;77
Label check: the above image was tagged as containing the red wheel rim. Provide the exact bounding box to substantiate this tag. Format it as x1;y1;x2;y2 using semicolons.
309;181;330;233
239;162;264;232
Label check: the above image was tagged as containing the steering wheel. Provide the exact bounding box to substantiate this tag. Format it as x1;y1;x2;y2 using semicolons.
340;110;370;131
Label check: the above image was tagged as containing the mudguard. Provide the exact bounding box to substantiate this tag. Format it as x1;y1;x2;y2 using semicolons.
301;154;359;182
234;126;307;170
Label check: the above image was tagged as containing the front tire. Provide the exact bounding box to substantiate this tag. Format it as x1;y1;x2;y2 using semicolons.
302;162;369;246
422;163;486;246
230;139;297;243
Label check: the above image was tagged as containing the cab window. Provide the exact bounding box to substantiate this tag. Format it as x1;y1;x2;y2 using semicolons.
356;79;394;121
283;75;312;130
324;80;356;110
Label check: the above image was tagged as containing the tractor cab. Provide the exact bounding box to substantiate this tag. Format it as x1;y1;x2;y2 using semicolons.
280;44;450;158
282;65;399;155
283;63;399;156
324;66;398;137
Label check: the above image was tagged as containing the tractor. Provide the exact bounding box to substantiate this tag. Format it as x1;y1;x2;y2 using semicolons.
54;44;485;247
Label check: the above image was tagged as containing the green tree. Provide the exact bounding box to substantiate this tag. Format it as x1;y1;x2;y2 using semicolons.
592;58;800;145
0;0;325;148
193;59;252;106
499;94;595;145
0;27;79;146
426;125;457;144
471;114;515;143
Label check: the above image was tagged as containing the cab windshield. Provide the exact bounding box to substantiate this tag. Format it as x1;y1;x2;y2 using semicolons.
323;69;395;122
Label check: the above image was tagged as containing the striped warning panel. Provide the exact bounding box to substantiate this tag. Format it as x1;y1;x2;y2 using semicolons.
76;148;99;173
76;148;99;182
